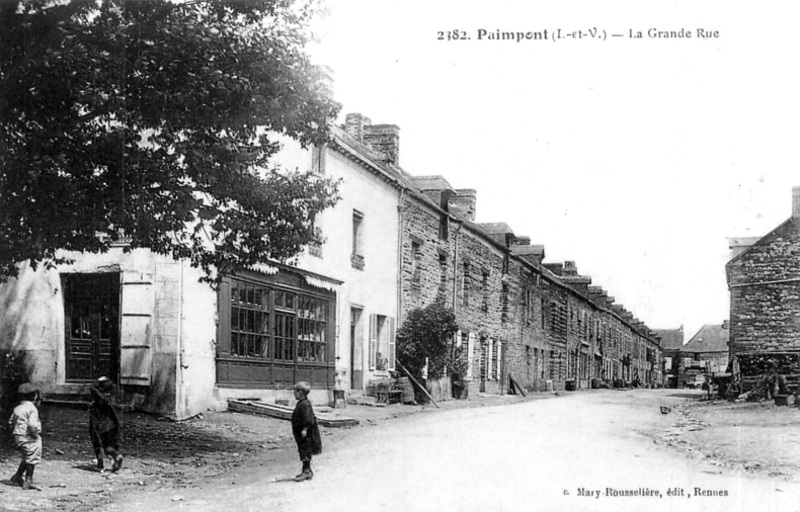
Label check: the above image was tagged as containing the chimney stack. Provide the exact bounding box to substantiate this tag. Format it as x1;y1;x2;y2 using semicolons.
344;113;371;142
793;186;800;219
450;189;477;221
363;124;400;166
344;113;401;166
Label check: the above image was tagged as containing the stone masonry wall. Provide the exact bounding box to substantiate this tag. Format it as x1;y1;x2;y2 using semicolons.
728;219;800;355
399;192;664;396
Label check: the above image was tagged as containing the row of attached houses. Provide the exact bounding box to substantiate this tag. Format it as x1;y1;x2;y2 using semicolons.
727;187;800;391
0;113;664;419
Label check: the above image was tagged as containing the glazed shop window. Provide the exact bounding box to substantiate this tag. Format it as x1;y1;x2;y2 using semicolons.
224;279;332;363
297;296;328;363
230;281;270;358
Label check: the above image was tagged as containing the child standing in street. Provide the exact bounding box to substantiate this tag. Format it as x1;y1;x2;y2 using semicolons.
291;381;322;482
8;382;42;490
89;376;123;473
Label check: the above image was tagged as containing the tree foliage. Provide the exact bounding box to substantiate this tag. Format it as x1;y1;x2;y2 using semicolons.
395;301;459;381
0;0;341;283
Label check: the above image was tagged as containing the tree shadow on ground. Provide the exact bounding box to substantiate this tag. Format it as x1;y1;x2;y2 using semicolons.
0;404;278;465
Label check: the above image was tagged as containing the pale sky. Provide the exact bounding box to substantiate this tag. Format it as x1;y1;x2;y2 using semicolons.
308;0;800;342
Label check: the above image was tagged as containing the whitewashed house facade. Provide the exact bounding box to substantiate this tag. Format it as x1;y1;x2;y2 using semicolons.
0;119;403;419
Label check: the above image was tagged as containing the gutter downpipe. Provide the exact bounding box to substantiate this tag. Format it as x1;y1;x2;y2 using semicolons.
452;220;464;314
175;261;186;420
397;187;405;325
451;220;464;385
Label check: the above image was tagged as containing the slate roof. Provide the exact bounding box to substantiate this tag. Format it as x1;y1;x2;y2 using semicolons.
654;329;684;351
408;175;455;192
477;222;515;235
682;324;729;353
510;245;545;257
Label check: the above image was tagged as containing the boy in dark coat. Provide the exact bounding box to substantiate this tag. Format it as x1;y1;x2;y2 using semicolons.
89;376;123;473
8;382;42;490
291;381;321;482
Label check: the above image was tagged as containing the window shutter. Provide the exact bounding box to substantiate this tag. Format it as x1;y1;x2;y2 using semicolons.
217;278;231;355
487;338;493;380
496;341;502;381
369;314;377;370
467;332;475;380
311;143;327;174
388;317;396;371
120;272;154;386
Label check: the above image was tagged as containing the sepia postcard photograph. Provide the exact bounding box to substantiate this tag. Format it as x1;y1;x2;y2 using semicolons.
1;0;799;511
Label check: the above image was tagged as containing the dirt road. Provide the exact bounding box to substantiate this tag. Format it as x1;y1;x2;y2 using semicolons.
109;390;800;512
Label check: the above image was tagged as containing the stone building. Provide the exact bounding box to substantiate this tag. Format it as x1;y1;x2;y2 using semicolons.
678;323;729;388
727;186;800;387
0;109;666;419
339;112;663;397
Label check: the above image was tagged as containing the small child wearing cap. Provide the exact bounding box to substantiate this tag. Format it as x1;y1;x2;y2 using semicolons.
8;382;42;490
89;376;123;473
291;381;322;482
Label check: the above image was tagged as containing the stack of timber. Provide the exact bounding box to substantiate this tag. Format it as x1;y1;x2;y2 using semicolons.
228;399;359;427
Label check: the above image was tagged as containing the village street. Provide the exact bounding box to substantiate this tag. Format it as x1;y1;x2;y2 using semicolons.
92;390;800;512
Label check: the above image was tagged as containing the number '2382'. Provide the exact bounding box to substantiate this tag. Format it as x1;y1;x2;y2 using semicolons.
437;30;469;41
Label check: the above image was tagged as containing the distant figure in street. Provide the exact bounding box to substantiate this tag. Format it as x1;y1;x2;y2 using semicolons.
8;382;42;490
89;376;123;473
291;381;322;482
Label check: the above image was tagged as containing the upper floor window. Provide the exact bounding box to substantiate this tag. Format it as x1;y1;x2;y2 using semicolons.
311;143;326;174
351;209;364;270
501;282;509;323
462;262;470;307
438;252;448;291
411;241;422;294
308;219;323;258
540;298;547;329
481;269;490;313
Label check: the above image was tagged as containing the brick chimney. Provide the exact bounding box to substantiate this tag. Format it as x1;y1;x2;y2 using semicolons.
344;113;371;142
793;186;800;219
450;189;477;221
363;124;400;166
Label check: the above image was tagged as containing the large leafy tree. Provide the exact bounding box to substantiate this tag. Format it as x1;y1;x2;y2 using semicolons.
0;0;340;283
396;301;460;381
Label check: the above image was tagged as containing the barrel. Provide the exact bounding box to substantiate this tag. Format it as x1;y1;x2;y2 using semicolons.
397;377;415;403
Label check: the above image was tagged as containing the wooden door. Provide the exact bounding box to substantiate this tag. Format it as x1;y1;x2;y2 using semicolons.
62;273;120;382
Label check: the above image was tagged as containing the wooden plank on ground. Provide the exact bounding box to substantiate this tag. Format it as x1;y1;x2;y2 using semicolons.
508;373;527;396
228;400;360;428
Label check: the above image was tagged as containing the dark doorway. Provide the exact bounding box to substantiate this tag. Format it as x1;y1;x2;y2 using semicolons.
61;273;120;382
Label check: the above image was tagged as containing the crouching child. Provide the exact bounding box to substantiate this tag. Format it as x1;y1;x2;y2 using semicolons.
9;382;42;490
89;376;124;473
291;381;322;482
